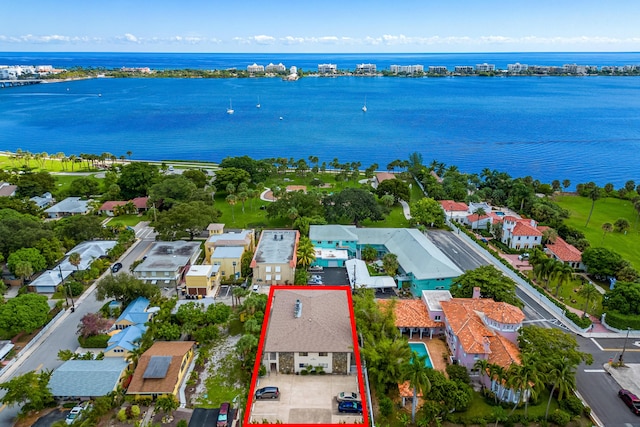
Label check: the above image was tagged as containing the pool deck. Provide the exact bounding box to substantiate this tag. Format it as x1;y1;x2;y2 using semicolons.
407;337;448;375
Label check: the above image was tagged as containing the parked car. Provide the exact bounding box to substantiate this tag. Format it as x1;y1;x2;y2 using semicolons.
217;402;230;427
255;386;280;399
66;405;85;425
337;392;360;403
619;389;640;415
252;284;259;292
311;275;322;281
309;266;323;272
518;253;530;261
111;262;123;273
338;401;363;414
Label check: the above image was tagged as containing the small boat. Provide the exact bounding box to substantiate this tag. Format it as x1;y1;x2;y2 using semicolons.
227;99;234;115
256;96;261;109
362;96;367;112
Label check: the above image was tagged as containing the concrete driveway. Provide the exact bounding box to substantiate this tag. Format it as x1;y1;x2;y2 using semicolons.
250;374;363;424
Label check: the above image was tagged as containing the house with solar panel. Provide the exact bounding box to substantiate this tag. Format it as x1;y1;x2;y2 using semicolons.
127;341;196;399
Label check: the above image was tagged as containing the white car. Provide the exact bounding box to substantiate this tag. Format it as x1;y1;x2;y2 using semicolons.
252;284;259;292
66;406;84;425
311;275;322;281
337;392;361;403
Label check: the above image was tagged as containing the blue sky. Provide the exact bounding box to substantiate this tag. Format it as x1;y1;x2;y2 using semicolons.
2;0;639;53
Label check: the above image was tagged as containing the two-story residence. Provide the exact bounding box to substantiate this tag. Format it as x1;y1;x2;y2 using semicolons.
184;264;220;297
133;241;201;288
501;216;542;250
105;297;154;358
251;230;299;285
309;226;462;294
261;288;355;375
441;288;525;403
204;225;254;263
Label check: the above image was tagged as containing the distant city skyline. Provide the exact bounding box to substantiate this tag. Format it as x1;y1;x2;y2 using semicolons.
2;0;640;53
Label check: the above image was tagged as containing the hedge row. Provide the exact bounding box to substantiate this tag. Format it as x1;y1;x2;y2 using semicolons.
457;225;592;329
604;310;640;330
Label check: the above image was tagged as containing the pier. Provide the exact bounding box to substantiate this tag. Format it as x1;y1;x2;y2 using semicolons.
0;80;43;88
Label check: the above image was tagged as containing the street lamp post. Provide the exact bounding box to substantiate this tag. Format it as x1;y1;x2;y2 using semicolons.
67;283;75;313
620;327;631;365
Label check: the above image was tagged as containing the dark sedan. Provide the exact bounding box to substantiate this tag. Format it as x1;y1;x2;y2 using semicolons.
338;401;363;414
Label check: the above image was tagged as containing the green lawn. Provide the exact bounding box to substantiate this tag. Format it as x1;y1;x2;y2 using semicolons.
53;173;104;197
553;195;640;270
105;214;145;227
529;273;604;317
0;154;97;173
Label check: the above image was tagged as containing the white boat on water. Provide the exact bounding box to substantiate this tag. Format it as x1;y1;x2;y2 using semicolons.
362;96;367;112
227;99;234;115
256;96;261;109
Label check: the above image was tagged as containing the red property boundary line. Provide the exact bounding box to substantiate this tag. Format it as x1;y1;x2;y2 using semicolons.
244;285;369;427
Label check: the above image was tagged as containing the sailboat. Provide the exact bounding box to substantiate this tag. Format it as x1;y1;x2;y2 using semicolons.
227;99;234;115
362;96;367;112
256;96;261;109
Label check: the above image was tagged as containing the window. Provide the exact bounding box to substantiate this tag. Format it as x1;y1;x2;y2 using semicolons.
221;271;225;276
299;352;308;356
319;352;328;357
275;274;281;281
165;271;170;276
299;363;306;368
435;315;441;321
275;266;281;273
266;266;272;273
328;241;333;244
270;352;277;360
266;274;272;281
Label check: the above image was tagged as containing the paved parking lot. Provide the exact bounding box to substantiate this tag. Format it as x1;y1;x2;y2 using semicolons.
250;374;363;424
308;267;350;286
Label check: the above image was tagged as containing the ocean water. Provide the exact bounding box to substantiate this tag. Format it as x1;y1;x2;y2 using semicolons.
0;52;639;187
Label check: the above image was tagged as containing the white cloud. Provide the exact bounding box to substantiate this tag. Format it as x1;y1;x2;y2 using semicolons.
124;33;139;43
252;35;276;44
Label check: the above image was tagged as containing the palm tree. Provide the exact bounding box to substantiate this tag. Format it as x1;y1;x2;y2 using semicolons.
473;358;490;390
14;261;33;286
578;282;599;318
552;262;574;297
601;222;613;244
488;363;506;404
126;150;133;159
380;194;395;208
584;182;601;227
544;357;576;421
533;258;556;289
506;354;543;420
68;252;82;271
402;351;431;424
562;179;571;191
238;191;248;213
226;195;237;221
296;237;316;270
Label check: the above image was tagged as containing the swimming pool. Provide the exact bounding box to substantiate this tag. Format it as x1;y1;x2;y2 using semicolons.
408;342;434;368
495;211;506;217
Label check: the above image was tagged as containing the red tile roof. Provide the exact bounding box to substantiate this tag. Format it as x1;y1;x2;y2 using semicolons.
99;201;127;211
375;172;396;183
131;197;149;209
467;213;490;222
511;222;542;237
546;237;582;262
441;298;523;367
487;335;521;367
378;299;441;329
439;200;469;212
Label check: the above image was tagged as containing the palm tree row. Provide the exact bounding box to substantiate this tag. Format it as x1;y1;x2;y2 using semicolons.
474;352;576;424
528;249;575;297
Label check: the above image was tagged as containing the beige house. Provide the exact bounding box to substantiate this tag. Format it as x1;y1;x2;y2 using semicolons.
262;289;355;374
211;246;244;280
204;226;254;263
185;264;220;297
251;230;299;285
133;241;201;287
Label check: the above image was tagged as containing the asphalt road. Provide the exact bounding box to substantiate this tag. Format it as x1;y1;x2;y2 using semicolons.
425;228;640;426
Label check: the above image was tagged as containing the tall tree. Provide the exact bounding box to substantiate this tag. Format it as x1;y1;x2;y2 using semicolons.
382;253;399;276
402;352;431;424
544;357;576;421
117;162;161;199
584;182;601;227
0;370;54;413
410;198;445;228
450;265;522;308
154;201;221;240
578;282;599;317
296;237;316;270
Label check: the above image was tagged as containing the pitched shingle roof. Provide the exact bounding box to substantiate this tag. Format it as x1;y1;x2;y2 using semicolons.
127;341;195;394
49;359;129;398
263;289;354;353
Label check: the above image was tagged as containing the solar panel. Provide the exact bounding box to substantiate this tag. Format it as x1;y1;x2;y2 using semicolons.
143;356;172;379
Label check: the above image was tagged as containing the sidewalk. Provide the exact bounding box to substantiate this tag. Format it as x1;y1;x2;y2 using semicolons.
399;200;412;220
604;363;640;396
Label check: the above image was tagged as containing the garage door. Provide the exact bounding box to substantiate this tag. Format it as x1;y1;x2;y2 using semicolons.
328;261;339;267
